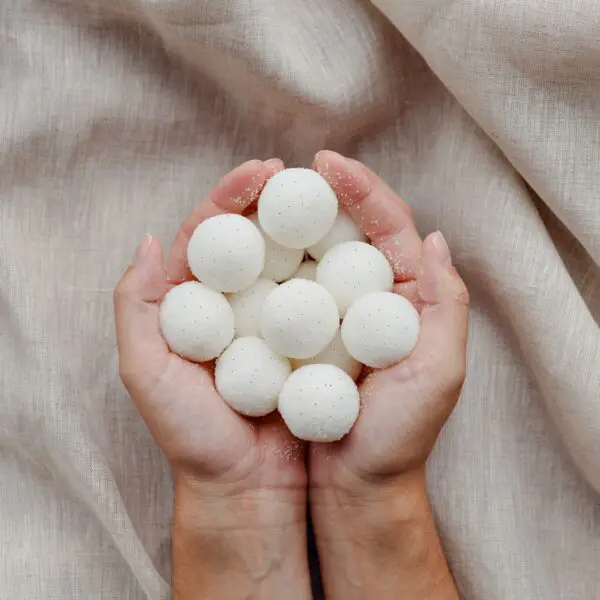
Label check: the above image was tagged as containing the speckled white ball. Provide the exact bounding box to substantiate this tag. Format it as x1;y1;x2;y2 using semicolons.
260;279;339;359
278;364;360;442
187;214;265;293
258;168;338;249
317;241;394;316
341;292;420;368
159;281;234;362
291;330;362;381
292;260;318;281
307;209;367;260
215;336;291;417
248;214;304;282
227;278;278;338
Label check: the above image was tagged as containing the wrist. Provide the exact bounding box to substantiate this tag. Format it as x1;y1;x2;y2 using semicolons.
172;475;311;600
311;469;458;600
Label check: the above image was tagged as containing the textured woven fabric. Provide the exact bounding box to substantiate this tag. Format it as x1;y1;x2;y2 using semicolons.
1;1;599;598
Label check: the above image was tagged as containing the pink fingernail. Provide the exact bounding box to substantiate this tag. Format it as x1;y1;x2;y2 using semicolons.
430;231;452;268
133;234;153;268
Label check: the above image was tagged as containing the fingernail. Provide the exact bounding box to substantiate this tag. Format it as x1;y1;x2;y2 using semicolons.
264;158;283;168
133;234;153;268
430;231;452;268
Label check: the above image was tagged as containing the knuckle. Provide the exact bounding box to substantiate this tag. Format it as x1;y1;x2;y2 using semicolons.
409;353;466;398
118;357;137;390
437;358;467;397
113;270;136;305
451;271;470;307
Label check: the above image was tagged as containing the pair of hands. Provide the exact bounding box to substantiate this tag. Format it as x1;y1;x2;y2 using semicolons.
114;150;469;599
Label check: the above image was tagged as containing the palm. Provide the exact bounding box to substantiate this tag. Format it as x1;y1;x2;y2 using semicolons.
311;342;457;485
146;351;306;488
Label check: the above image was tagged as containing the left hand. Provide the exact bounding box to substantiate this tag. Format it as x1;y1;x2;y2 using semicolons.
114;157;307;503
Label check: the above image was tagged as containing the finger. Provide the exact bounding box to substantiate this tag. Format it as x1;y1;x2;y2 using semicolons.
264;157;285;175
114;234;171;392
393;280;423;311
167;159;274;282
242;158;285;216
410;231;469;395
313;150;422;281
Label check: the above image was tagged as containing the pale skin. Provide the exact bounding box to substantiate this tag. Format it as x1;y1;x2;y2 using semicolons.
114;150;469;599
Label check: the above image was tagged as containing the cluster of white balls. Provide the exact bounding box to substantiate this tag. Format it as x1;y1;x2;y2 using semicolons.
159;168;421;442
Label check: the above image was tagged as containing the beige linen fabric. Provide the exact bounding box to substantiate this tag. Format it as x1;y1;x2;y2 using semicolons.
1;0;599;598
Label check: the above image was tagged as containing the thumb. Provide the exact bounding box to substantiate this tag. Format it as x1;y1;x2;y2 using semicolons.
114;234;171;393
411;231;470;397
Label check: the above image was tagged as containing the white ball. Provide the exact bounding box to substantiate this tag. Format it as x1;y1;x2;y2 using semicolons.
227;278;278;338
260;279;339;359
258;168;338;249
317;241;394;316
278;364;360;442
215;336;291;417
292;260;318;281
248;214;304;282
341;292;420;368
307;208;367;260
159;281;234;362
291;330;362;381
187;214;265;293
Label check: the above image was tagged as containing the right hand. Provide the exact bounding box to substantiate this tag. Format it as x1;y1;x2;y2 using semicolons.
309;150;470;495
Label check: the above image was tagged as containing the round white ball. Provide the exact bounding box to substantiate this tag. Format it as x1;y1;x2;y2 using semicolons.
341;292;420;368
258;168;338;249
317;241;394;316
187;214;265;293
260;279;339;359
307;209;367;260
215;336;291;417
159;281;234;362
249;214;304;282
227;278;278;338
278;364;360;442
292;260;318;281
291;330;362;381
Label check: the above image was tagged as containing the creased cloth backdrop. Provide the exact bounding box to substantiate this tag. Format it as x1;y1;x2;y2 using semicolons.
1;0;599;598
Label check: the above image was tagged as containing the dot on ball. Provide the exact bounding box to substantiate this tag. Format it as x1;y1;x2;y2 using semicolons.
159;281;234;362
292;260;318;281
291;330;362;381
227;278;278;338
187;213;265;293
248;213;304;282
258;168;338;249
215;336;291;417
278;364;360;442
307;208;367;260
317;241;394;316
341;292;420;368
260;278;339;359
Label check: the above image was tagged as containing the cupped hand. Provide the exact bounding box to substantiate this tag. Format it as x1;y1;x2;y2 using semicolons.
309;150;470;493
113;159;306;499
